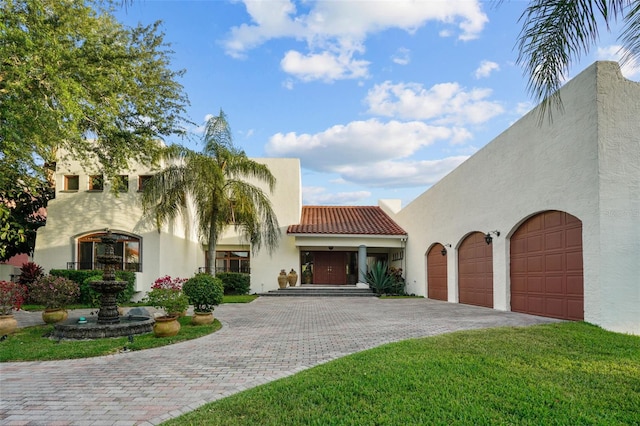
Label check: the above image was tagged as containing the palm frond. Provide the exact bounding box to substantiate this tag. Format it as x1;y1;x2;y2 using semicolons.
516;0;629;122
620;1;640;65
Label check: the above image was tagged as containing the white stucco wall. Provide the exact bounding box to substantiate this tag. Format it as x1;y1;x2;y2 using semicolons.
393;61;639;335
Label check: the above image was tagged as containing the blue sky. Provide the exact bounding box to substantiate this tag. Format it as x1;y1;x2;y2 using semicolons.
114;1;639;207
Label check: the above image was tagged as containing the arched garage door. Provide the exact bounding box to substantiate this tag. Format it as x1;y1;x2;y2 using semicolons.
510;211;584;320
458;232;493;308
427;244;447;301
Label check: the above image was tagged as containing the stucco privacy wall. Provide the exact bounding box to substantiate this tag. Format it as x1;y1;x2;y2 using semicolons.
393;61;639;335
595;63;640;334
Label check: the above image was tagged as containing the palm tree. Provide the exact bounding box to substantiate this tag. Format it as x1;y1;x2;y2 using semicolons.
516;0;639;119
141;110;280;275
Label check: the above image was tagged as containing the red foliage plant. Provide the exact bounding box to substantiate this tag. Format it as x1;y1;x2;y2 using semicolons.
0;280;27;315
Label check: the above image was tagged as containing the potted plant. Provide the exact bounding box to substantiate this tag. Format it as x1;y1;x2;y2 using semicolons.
29;275;80;324
145;276;189;337
0;280;27;335
182;273;224;325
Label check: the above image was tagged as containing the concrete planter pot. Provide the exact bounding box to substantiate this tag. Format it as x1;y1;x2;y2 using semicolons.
153;315;180;337
42;309;68;324
0;314;18;335
191;311;214;325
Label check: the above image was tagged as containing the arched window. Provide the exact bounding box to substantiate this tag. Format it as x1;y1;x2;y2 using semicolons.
75;232;141;272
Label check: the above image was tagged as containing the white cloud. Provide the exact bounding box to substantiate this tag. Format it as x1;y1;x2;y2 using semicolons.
266;118;471;189
281;49;370;82
335;156;469;188
474;60;500;79
596;45;640;79
365;81;504;125
266;119;464;171
223;0;488;82
392;47;411;65
303;186;371;205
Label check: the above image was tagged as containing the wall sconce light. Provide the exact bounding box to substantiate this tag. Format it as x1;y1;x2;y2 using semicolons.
485;231;500;245
441;243;452;256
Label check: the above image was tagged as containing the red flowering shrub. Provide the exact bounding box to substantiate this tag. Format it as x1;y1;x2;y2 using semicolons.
150;275;187;291
146;276;189;317
29;275;80;309
0;280;27;315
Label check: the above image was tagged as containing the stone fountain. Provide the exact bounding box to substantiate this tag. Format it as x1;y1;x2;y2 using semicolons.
92;230;128;324
52;230;154;339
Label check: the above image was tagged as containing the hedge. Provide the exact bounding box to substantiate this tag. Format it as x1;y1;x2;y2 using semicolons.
49;269;136;306
216;272;250;295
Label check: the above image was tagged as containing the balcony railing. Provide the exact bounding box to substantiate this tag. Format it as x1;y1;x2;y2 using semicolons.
66;262;142;273
198;266;250;274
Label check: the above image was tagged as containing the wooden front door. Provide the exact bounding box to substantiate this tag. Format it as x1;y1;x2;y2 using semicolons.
313;252;347;285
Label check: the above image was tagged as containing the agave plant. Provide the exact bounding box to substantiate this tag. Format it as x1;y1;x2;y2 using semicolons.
366;262;395;295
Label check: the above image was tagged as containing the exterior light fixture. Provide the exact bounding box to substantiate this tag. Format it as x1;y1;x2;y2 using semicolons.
441;243;452;256
485;231;500;245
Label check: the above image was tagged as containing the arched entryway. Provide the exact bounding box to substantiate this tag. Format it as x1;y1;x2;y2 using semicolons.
458;232;493;308
510;210;584;320
427;244;448;301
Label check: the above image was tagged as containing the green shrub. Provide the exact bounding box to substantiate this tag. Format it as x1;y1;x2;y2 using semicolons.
216;272;250;295
182;273;224;312
82;275;104;307
50;269;136;305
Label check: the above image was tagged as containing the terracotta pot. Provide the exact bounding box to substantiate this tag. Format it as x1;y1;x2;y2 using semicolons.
0;314;18;335
153;315;180;337
191;311;214;325
277;269;288;289
42;309;68;324
287;269;298;287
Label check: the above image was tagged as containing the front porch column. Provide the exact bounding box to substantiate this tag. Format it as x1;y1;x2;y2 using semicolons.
358;245;367;283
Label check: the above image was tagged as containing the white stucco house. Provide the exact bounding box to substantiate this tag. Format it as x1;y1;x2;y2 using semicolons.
33;61;639;335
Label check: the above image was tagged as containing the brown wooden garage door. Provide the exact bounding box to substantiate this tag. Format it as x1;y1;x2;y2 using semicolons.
427;244;448;301
510;210;583;320
458;232;493;308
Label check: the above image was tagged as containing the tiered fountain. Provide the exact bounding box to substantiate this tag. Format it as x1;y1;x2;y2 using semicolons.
53;230;154;339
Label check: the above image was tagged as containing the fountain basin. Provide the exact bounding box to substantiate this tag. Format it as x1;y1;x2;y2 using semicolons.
52;314;155;340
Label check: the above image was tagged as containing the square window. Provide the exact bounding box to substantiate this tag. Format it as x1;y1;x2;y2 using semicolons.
89;175;104;191
65;175;79;191
138;175;153;191
114;175;129;192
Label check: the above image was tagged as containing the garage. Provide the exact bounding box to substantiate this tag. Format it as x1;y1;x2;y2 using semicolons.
510;210;584;320
458;232;493;308
427;243;448;301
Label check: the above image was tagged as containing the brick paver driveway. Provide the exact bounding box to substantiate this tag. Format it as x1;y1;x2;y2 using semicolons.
0;297;559;425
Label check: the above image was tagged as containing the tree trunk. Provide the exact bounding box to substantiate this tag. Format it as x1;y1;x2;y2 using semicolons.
207;223;217;276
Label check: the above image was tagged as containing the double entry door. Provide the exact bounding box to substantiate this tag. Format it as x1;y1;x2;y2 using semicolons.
313;251;347;285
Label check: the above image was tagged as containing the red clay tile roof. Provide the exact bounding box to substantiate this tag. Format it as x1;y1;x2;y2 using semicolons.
287;206;407;236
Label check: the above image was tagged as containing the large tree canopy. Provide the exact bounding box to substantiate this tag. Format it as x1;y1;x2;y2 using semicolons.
0;0;190;189
517;0;640;119
141;111;280;275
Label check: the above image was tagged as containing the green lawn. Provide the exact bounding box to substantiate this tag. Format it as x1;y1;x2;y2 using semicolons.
165;322;640;426
1;316;222;362
2;295;256;362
